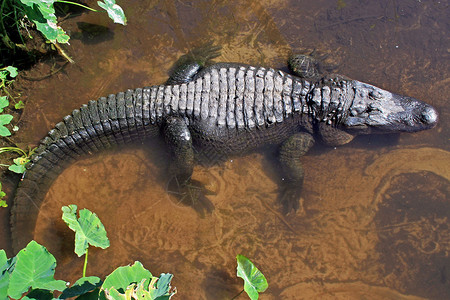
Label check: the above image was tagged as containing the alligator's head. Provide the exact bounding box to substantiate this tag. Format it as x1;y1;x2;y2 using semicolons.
340;80;438;135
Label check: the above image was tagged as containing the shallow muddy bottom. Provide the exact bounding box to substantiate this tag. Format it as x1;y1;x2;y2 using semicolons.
35;145;449;299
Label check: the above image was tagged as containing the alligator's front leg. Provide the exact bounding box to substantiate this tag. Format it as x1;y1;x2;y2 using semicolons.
163;116;214;215
278;132;315;214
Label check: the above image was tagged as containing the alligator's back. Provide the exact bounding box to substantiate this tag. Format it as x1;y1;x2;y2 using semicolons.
11;63;313;252
11;59;438;253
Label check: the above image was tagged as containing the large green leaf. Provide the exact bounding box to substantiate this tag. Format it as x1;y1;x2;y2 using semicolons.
236;255;268;300
0;250;6;268
7;241;67;299
59;276;102;299
18;0;70;43
62;205;110;256
100;261;152;295
0;250;11;299
97;0;127;25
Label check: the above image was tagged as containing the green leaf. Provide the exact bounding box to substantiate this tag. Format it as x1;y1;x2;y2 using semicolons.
236;255;268;300
0;97;9;113
97;0;127;25
5;66;18;78
104;286;128;299
149;274;174;299
8;157;29;174
9;164;25;174
18;0;70;43
104;277;176;300
0;250;10;297
101;261;152;295
0;114;13;136
59;276;102;299
0;125;11;137
15;101;25;110
0;114;13;125
7;241;67;299
0;250;7;267
0;200;7;207
62;205;110;256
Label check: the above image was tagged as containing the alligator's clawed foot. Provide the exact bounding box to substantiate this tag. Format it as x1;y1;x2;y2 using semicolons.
278;183;303;215
167;177;215;216
188;42;222;64
171;42;221;70
288;50;338;81
167;42;222;85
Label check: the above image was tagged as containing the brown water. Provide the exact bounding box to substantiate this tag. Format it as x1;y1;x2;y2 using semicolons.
2;0;449;299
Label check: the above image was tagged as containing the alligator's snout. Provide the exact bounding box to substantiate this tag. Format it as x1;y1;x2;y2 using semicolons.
342;80;439;134
417;104;439;128
391;95;439;132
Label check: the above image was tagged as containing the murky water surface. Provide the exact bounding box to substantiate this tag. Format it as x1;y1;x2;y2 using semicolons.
3;0;449;299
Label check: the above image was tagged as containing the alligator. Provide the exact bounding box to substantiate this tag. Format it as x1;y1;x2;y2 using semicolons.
10;46;438;253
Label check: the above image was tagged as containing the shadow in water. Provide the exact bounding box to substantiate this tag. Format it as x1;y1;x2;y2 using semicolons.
72;22;115;44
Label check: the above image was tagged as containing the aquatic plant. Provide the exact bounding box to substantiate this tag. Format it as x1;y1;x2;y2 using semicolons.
235;255;268;300
1;0;127;64
0;65;32;208
62;204;110;277
1;205;176;299
0;205;268;299
0;182;6;208
0;66;22;111
18;0;126;43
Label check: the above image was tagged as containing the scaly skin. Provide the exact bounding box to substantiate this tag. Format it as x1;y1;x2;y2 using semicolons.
10;48;438;253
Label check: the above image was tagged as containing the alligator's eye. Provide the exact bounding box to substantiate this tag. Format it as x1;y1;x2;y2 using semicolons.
345;117;367;127
368;90;382;100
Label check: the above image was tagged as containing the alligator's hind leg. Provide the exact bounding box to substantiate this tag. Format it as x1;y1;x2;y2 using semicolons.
163;116;214;215
166;42;221;85
278;132;315;214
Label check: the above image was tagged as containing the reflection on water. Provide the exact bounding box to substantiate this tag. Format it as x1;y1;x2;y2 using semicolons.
5;0;449;299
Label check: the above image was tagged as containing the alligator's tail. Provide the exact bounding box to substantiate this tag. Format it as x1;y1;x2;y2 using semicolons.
11;88;160;253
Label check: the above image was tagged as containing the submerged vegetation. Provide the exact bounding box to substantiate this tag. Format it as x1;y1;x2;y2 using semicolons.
0;0;127;207
0;65;30;208
0;205;268;299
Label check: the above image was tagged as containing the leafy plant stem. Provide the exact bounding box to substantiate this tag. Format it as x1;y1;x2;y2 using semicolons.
52;42;74;63
0;146;27;156
83;248;88;277
55;0;98;12
230;289;244;300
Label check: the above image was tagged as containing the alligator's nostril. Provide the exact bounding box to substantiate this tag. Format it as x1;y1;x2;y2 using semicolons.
421;106;438;126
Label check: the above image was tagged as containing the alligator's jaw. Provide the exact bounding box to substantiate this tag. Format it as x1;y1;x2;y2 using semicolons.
342;80;439;134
